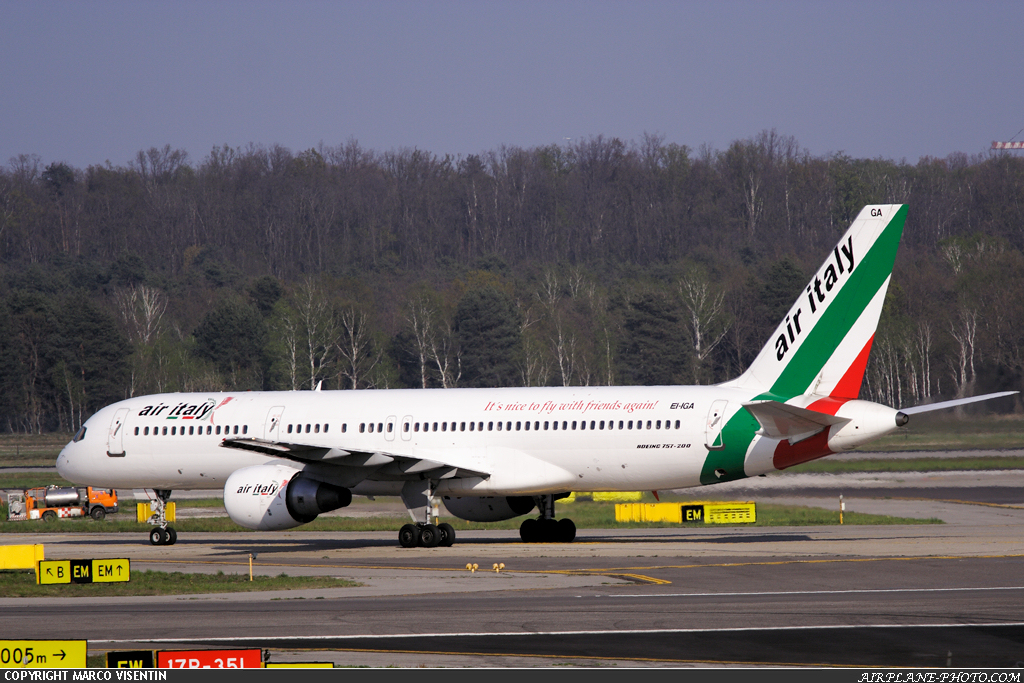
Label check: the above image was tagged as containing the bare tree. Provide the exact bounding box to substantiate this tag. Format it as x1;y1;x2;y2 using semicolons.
428;321;462;389
115;285;167;345
336;307;380;390
406;297;436;389
273;310;300;391
679;270;730;384
295;278;338;390
948;305;978;401
913;321;933;401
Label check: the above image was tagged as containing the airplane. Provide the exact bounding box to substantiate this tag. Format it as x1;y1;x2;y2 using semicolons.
56;204;1016;547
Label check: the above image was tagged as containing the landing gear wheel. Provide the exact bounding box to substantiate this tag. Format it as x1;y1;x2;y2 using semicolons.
539;518;559;542
398;524;419;548
166;527;177;545
90;507;106;521
520;517;576;543
520;518;539;543
418;524;441;548
149;527;168;546
437;522;456;547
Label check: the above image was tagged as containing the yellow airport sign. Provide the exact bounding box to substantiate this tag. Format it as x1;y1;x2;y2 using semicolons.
0;544;44;570
37;559;130;584
0;641;87;668
92;558;130;582
37;560;72;584
615;501;756;524
107;650;155;668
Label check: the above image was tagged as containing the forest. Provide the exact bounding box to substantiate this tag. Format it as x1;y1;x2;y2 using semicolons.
1;130;1022;434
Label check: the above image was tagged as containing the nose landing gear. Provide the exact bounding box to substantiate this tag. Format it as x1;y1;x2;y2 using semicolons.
144;489;177;546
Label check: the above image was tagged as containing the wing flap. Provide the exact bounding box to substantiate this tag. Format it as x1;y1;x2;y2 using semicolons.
219;437;488;480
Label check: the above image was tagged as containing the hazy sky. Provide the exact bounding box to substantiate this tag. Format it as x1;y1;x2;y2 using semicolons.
3;0;1022;170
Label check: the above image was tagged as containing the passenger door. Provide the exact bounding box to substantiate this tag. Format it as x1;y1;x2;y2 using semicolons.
107;408;130;457
705;400;728;451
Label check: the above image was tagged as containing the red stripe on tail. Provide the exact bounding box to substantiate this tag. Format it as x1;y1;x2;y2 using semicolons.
831;334;874;399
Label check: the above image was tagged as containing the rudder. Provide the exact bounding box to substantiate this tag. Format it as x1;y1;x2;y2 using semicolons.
725;205;907;400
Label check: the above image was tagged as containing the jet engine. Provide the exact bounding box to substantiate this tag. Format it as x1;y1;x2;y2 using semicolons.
223;464;351;531
442;495;535;522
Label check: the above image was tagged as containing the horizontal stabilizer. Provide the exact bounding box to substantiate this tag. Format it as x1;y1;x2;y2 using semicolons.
899;391;1018;416
743;400;850;444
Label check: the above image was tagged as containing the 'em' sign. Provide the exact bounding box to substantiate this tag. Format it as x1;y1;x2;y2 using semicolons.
37;559;130;584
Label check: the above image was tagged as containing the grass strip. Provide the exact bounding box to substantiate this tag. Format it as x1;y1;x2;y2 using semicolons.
0;568;359;598
0;474;72;490
0;434;70;468
0;501;939;534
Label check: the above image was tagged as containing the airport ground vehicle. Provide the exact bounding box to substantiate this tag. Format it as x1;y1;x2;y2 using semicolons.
4;486;118;522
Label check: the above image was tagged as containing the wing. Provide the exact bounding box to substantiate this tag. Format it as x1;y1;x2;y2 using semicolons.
218;437;490;482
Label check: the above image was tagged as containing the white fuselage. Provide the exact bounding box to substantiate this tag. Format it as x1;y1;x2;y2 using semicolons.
57;385;748;496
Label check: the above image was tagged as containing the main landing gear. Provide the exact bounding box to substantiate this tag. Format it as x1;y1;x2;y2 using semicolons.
145;489;177;546
398;521;456;548
398;481;455;548
519;494;576;543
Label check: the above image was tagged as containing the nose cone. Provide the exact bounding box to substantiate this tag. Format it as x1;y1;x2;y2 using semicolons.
56;442;84;484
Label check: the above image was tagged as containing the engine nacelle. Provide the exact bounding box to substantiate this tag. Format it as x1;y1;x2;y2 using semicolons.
224;464;351;531
442;495;535;522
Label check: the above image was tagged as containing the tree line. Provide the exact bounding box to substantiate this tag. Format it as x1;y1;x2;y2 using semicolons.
1;131;1022;433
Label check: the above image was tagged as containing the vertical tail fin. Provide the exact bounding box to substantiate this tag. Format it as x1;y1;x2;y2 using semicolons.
725;205;907;399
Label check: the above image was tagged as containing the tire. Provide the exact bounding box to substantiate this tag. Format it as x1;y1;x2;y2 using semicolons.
41;510;57;523
538;518;559;542
437;522;456;547
398;524;419;548
418;524;441;548
149;528;167;546
166;527;177;545
90;507;106;521
557;518;577;543
519;518;539;543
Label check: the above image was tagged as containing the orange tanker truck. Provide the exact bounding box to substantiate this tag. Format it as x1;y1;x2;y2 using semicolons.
4;486;118;522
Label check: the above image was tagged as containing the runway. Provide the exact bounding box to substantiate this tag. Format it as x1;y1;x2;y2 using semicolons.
2;470;1024;667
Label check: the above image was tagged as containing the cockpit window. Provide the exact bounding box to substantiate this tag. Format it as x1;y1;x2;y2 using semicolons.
72;426;87;443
